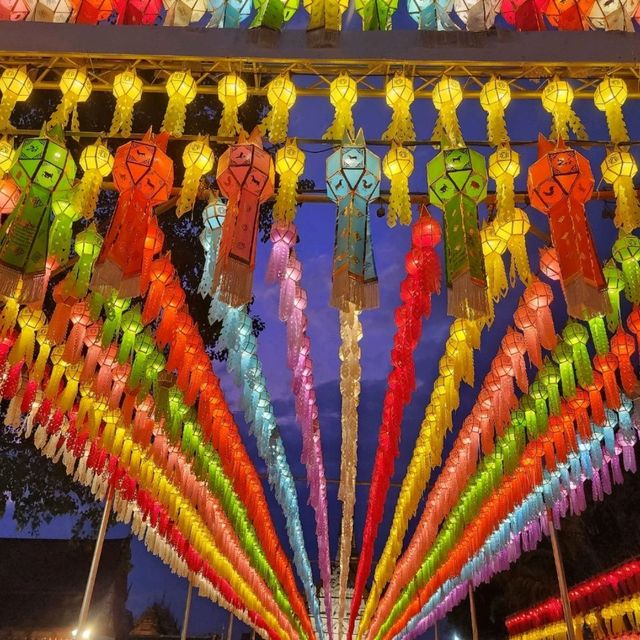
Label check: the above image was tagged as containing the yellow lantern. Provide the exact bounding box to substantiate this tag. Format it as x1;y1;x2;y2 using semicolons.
479;76;511;146
601;150;640;233
217;72;247;137
74;139;114;220
304;0;349;31
431;76;463;147
274;139;305;224
323;72;357;140
382;143;413;227
541;77;587;141
0;136;16;177
489;144;519;224
162;70;197;138
262;74;296;144
495;207;532;286
594;76;629;145
48;67;92;133
9;306;46;367
0;67;32;132
382;73;415;144
176;137;215;218
110;69;143;138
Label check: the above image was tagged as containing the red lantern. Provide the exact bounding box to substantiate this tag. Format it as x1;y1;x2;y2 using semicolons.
92;129;173;298
593;353;621;410
514;301;542;367
142;254;174;325
501;328;528;392
528;136;608;320
114;0;161;23
539;246;561;282
610;327;637;395
156;280;185;347
523;279;557;351
71;0;113;22
213;128;275;307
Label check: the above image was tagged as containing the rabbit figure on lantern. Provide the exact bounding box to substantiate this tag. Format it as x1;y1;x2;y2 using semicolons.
528;136;608;319
92;129;173;298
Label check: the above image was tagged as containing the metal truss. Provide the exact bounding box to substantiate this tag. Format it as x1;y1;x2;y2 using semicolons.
1;22;640;99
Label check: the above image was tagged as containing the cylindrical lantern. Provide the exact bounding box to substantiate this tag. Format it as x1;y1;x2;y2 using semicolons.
110;69;143;138
262;74;296;144
217;72;248;138
176;138;214;218
162;70;197;138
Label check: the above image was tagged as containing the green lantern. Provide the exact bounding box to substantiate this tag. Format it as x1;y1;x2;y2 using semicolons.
427;145;488;320
0;124;76;303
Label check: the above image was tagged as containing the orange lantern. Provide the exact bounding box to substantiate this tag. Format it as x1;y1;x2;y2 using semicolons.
528;136;608;320
92;129;173;298
71;0;113;22
212;127;274;307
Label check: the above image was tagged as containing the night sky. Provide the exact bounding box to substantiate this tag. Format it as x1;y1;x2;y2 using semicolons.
0;13;627;639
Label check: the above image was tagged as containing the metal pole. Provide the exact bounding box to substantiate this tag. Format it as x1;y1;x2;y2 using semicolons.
434;620;439;640
180;581;193;640
76;484;115;636
468;583;479;640
226;610;234;640
547;510;576;640
251;631;256;640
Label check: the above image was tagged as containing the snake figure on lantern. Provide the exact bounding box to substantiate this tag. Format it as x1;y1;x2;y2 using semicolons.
327;129;381;312
92;129;173;298
427;145;489;320
211;127;274;307
0;124;76;303
528;136;608;319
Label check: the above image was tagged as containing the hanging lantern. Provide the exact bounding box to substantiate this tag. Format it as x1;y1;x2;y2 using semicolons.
114;0;162;23
454;0;500;30
326;129;381;311
601;150;640;233
162;70;197;138
612;232;640;305
92;130;173;298
541;78;587;142
0;0;29;20
198;196;226;297
432;76;463;148
528;136;608;319
0;67;32;132
63;223;103;298
110;69;143;139
48;68;92;133
427;145;488;320
603;260;625;331
610;327;637;394
49;199;82;266
163;0;207;25
176;138;214;218
543;0;592;29
480;77;511;147
407;0;455;28
217;73;248;138
26;0;72;21
274;139;304;225
500;0;546;30
262;74;296;145
489;145;518;226
481;222;508;316
0;177;20;220
212;127;274;307
0;124;76;303
71;0;113;22
383;144;413;228
0;137;16;177
563;322;593;387
207;0;251;25
323;73;357;141
382;74;415;145
355;0;397;29
250;0;298;29
594;77;629;145
74;139;114;220
589;0;636;30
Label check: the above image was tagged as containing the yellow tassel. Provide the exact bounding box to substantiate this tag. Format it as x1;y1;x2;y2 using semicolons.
495;208;532;287
48;68;92;132
489;144;519;224
274;139;305;224
9;307;45;367
262;74;296;144
162;71;197;138
177;138;215;218
217;73;247;138
110;69;143;139
481;222;509;302
601;150;640;233
480;76;511;146
323;73;357;140
542;77;587;141
0;296;19;338
75;139;114;220
594;76;629;145
0;136;15;177
432;76;463;147
382;73;415;144
382;144;413;227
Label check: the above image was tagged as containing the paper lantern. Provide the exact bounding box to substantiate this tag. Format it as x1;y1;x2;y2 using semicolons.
92;130;173;298
63;223;103;298
0;137;16;178
71;0;113;22
552;341;576;398
528;136;608;319
274;139;304;225
355;0;397;28
603;260;625;331
563;322;593;387
432;76;463;147
207;0;251;26
610;327;637;394
0;177;20;219
110;69;143;139
250;0;298;29
26;0;72;21
594;77;629;145
323;73;357;141
48;68;92;132
515;301;542;367
543;0;592;29
176;138;214;218
142;255;174;324
326;129;380;311
407;0;455;28
9;306;45;366
162;70;197;138
48;199;81;265
427;145;488;320
501;0;547;30
75;139;114;220
481;222;508;305
198;195;226;297
524;280;557;351
383;144;413;227
0;67;32;132
588;0;637;30
217;73;248;138
115;0;162;23
480;78;511;147
262;74;296;145
382;73;415;145
454;0;500;29
212;128;274;306
0;124;76;303
541;78;587;142
163;0;207;25
612;232;640;304
0;0;29;20
601;150;640;233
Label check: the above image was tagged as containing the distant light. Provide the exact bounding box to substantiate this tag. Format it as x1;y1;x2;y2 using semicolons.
82;630;91;640
72;630;78;638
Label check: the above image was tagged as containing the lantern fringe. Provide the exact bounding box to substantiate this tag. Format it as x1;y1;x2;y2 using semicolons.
614;178;640;233
564;277;611;320
605;104;629;145
176;167;200;218
323;103;355;141
0;265;45;305
218;101;243;138
274;174;299;224
110;97;136;138
508;233;533;287
73;170;102;219
387;174;411;227
382;104;415;145
261;105;289;145
162;97;188;138
91;260;141;299
487;110;508;148
331;271;379;312
0;95;17;132
448;272;489;321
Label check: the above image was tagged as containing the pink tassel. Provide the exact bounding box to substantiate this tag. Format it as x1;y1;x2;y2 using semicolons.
279;256;301;322
267;223;297;284
524;280;557;351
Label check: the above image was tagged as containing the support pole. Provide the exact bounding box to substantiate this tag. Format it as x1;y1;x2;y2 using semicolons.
180;580;193;640
226;610;234;640
76;484;115;636
468;583;479;640
434;620;439;640
547;510;576;640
